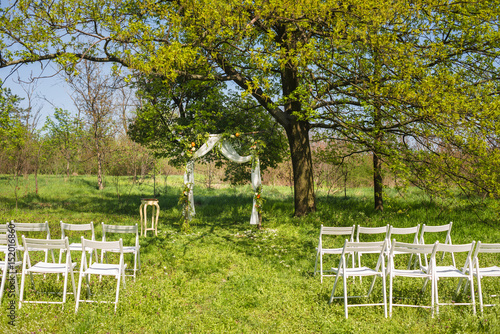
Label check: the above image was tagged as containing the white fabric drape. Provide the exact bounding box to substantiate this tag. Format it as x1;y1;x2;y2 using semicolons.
250;157;261;225
183;134;261;224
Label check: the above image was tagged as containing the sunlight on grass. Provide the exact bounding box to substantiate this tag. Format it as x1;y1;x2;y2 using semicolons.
0;175;499;333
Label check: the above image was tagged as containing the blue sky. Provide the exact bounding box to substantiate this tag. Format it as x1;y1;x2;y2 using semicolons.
1;61;78;128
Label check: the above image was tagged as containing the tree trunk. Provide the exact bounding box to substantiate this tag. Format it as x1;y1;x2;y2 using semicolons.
66;159;70;181
373;152;383;211
96;140;104;190
285;120;316;216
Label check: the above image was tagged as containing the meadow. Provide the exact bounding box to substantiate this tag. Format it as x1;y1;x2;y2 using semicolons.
0;174;499;333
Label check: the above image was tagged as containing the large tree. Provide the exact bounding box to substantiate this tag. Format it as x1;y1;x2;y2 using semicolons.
2;1;500;214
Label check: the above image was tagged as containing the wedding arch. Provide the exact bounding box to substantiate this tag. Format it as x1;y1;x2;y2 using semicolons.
183;134;262;225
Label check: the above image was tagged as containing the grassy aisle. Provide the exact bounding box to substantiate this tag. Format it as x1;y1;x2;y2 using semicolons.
0;175;499;333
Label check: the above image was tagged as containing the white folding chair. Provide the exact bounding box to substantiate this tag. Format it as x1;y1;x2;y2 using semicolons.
356;225;390;278
419;222;455;269
329;239;388;319
434;242;476;315
59;221;98;269
468;242;500;314
388;240;438;317
387;225;420;269
19;236;76;308
75;237;126;313
314;225;355;283
14;221;56;264
101;223;140;280
0;232;22;302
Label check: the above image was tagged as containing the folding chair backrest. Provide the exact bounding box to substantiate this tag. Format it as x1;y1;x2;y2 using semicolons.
436;242;474;255
82;237;123;252
345;240;386;254
61;222;95;240
356;225;390;242
390;240;438;270
102;223;139;246
387;225;420;250
419;223;453;244
474;242;500;256
22;236;69;251
388;225;420;243
14;221;51;238
435;242;475;273
0;234;8;247
319;225;355;247
391;240;437;256
420;222;455;266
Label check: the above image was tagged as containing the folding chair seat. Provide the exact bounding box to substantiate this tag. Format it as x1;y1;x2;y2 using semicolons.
388;240;438;317
468;242;500;314
314;225;355;283
75;237;127;313
0;231;22;302
329;239;388;319
419;222;455;269
387;225;420;269
434;242;476;315
19;236;76;308
101;223;140;280
13;221;56;264
59;221;98;269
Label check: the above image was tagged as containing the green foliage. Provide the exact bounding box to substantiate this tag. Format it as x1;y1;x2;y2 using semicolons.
129;75;287;184
0;83;27;155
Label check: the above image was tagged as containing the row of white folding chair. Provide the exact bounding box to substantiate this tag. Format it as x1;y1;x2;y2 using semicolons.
462;242;500;314
60;222;140;280
18;236;126;312
314;224;414;282
388;240;475;318
328;239;476;319
315;222;454;282
7;221;140;281
1;221;139;308
0;232;22;302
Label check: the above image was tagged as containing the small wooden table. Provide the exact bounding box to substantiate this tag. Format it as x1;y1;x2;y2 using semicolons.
140;198;160;237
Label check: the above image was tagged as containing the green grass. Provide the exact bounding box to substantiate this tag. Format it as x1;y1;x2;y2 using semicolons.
1;174;500;333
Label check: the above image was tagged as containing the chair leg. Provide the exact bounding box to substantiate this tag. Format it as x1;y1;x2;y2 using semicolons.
75;271;83;313
434;276;439;316
389;274;393;317
320;253;324;283
115;273;121;313
343;274;349;319
477;275;484;314
62;269;69;304
367;275;377;297
382;274;387;318
431;274;435;318
329;272;340;304
19;269;26;309
134;252;138;281
469;276;476;315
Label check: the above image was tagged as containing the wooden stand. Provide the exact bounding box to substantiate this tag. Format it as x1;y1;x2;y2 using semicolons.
140;198;160;237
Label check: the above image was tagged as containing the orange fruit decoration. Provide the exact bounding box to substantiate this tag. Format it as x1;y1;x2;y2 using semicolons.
191;142;196;147
235;132;240;137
